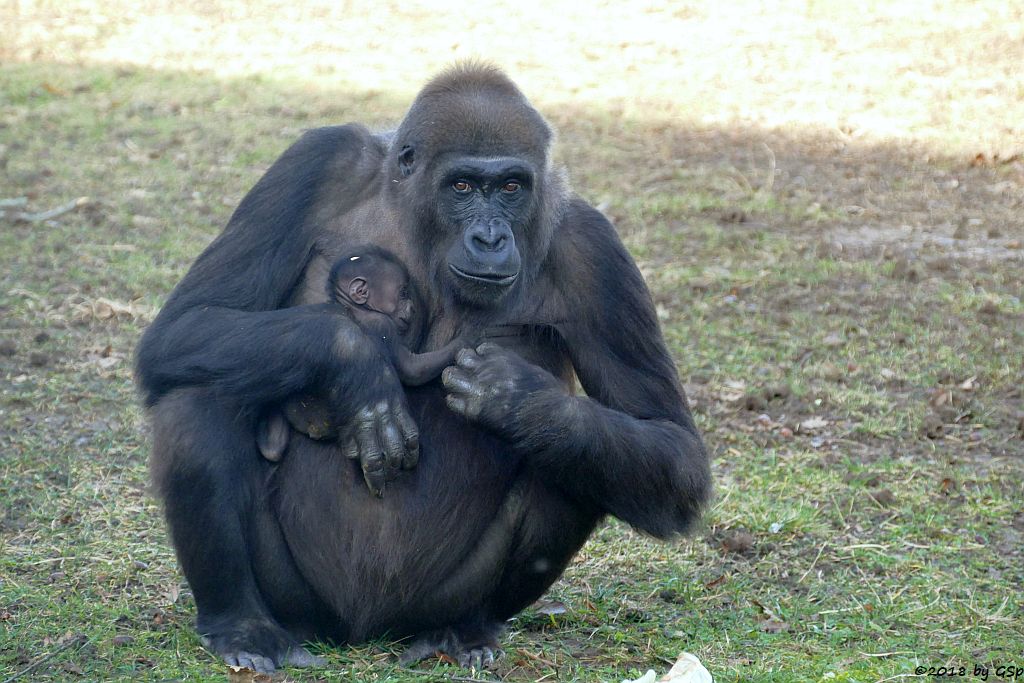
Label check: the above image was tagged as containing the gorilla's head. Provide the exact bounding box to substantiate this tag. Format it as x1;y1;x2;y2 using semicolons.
389;63;566;309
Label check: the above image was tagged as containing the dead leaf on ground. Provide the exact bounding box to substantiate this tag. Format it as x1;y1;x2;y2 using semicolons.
759;619;789;634
534;599;568;616
717;379;747;403
704;574;726;589
81;344;126;372
227;665;272;683
72;297;151;323
162;583;181;606
799;416;829;432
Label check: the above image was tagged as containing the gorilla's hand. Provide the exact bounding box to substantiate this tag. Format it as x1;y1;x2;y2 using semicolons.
330;328;419;498
442;343;564;438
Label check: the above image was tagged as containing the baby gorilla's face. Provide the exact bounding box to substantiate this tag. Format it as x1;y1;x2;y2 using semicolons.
367;263;414;334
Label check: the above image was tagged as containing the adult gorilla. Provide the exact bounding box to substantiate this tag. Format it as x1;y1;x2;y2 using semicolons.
136;63;710;673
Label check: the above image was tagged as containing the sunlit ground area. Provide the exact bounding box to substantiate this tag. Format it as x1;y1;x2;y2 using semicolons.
1;2;1022;681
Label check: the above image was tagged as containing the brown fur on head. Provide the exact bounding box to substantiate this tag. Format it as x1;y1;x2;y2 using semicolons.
391;61;553;169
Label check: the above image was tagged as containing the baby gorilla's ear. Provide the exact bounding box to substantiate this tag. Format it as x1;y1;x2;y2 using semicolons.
349;277;370;305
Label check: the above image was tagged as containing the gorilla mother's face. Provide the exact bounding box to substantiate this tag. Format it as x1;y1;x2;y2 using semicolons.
433;155;534;308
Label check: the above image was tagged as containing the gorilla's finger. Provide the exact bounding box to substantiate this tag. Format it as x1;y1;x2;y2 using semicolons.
446;394;468;416
442;366;475;394
378;418;405;476
455;347;483;369
476;342;503;356
356;424;385;497
341;438;359;460
395;408;419;469
362;459;386;498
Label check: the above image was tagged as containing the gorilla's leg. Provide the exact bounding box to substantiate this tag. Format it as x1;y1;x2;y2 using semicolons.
150;388;323;673
256;409;289;462
401;475;597;671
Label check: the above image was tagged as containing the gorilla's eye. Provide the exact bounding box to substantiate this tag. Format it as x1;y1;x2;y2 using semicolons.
452;180;472;193
501;181;521;193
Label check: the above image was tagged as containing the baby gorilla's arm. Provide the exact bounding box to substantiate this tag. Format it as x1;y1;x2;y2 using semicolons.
396;338;471;386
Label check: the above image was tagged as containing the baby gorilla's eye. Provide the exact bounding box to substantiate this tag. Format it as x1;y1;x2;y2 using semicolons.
501;181;521;193
452;180;471;193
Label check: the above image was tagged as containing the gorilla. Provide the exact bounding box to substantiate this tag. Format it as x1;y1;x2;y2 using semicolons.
135;63;711;673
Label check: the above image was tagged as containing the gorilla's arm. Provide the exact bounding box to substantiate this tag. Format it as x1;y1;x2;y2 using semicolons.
136;125;418;491
443;201;711;538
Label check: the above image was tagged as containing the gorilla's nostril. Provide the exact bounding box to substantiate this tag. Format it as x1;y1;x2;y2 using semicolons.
470;222;510;252
472;233;496;250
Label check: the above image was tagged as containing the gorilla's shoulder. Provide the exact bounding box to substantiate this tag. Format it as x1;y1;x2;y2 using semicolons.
289;124;387;173
558;196;628;260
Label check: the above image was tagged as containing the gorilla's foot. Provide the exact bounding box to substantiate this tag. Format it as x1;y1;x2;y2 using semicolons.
198;615;326;674
399;623;502;671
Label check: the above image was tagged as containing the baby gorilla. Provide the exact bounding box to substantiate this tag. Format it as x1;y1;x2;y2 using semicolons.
257;247;470;463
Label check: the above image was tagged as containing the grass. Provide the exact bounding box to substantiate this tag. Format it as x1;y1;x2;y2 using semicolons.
2;2;1023;681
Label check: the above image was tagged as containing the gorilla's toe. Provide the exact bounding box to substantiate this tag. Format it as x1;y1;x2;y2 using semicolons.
400;625;502;670
227;651;276;674
458;646;499;670
285;645;327;668
199;615;313;673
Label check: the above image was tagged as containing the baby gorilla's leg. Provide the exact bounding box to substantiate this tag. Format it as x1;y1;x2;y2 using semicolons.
256;410;290;462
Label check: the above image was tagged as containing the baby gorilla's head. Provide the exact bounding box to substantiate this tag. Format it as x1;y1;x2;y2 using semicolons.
329;247;414;334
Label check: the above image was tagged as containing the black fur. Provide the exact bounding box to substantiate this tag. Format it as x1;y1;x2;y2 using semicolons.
136;63;711;674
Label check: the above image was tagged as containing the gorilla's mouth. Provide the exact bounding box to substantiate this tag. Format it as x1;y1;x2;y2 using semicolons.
449;264;519;287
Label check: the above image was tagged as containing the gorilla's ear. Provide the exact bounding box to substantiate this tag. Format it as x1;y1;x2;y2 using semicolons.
349;277;370;305
398;145;415;177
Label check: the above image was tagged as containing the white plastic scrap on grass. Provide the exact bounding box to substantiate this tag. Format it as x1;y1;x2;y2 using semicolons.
620;652;713;683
